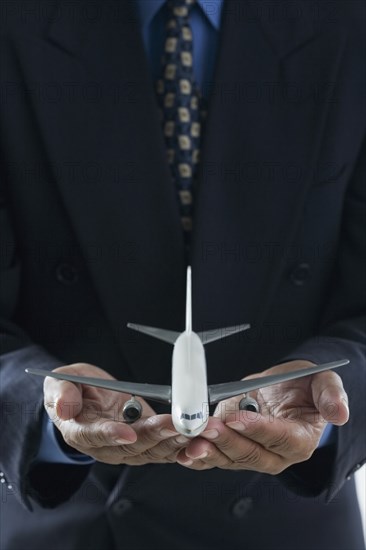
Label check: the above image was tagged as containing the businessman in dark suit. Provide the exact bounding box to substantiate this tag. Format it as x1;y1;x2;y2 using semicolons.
1;0;365;549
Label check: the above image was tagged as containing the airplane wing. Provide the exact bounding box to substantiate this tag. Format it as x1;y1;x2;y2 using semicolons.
25;368;172;404
208;359;350;404
127;323;180;344
198;324;250;344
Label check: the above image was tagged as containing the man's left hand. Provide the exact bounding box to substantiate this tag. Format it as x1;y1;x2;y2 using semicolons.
176;360;349;472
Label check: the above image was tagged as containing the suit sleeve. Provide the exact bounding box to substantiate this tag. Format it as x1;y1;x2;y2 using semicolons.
0;193;90;510
279;136;366;502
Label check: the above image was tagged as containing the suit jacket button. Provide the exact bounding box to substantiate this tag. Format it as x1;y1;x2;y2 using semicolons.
112;498;133;516
231;497;253;518
346;461;366;478
56;263;79;285
289;263;311;286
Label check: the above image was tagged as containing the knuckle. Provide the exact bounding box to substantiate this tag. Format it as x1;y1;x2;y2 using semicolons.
243;423;265;440
290;445;314;463
142;447;167;462
213;435;233;453
267;430;291;453
78;428;95;447
62;429;78;449
216;456;234;469
292;433;315;461
71;424;99;448
236;443;262;467
267;461;288;475
115;443;138;458
136;418;161;444
159;439;180;455
300;446;314;461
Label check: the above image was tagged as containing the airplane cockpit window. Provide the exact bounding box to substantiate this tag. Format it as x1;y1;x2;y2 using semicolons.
180;412;204;420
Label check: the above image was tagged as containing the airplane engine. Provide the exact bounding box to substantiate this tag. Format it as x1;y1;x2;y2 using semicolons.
122;397;142;423
239;396;260;413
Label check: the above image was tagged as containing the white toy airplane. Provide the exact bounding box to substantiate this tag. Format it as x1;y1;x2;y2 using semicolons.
26;267;349;437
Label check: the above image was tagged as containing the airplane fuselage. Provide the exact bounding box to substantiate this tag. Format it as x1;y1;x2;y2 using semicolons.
171;331;209;437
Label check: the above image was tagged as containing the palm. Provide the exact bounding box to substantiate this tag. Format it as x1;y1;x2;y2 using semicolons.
254;376;326;440
52;363;156;423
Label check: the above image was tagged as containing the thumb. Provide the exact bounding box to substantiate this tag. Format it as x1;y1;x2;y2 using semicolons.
312;371;350;426
44;377;83;421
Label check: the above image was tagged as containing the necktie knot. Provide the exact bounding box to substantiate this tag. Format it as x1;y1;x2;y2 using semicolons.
167;0;195;18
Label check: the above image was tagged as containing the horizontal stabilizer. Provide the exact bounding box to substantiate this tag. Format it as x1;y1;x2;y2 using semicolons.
25;368;172;404
198;324;250;345
208;359;350;404
127;323;180;345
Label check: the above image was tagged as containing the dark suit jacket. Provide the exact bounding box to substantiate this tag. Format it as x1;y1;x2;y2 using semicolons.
0;1;365;549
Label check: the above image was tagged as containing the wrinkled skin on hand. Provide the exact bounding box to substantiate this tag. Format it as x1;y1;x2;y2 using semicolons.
44;361;349;472
175;361;349;473
44;363;189;465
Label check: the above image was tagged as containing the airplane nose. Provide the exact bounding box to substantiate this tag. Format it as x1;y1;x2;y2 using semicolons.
177;423;207;437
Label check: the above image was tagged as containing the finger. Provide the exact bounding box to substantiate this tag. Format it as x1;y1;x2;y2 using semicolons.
226;410;316;461
201;415;313;470
131;434;190;463
177;430;284;474
88;420;187;465
207;419;288;472
311;371;349;426
44;377;83;421
56;416;138;451
176;447;215;470
59;412;180;452
43;364;104;420
94;435;190;466
123;414;179;453
176;419;269;471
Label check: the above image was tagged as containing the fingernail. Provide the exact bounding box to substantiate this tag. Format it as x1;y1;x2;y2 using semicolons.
178;458;193;466
192;451;208;460
201;429;219;440
175;435;190;444
115;436;135;444
226;421;245;431
160;429;178;438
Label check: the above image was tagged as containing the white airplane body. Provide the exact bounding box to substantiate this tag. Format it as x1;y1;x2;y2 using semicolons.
27;267;350;437
171;331;209;435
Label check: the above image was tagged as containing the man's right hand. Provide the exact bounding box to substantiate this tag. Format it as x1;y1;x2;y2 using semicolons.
43;363;188;465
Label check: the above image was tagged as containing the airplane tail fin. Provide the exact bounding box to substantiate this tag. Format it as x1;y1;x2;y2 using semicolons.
185;266;192;333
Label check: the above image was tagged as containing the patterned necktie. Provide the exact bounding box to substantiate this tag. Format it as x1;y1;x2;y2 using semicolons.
156;0;205;243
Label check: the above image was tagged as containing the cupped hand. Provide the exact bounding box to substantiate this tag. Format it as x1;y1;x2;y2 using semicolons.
176;360;349;472
44;363;189;465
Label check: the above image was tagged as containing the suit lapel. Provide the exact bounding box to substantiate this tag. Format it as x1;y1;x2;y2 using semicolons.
191;0;348;356
22;0;186;381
